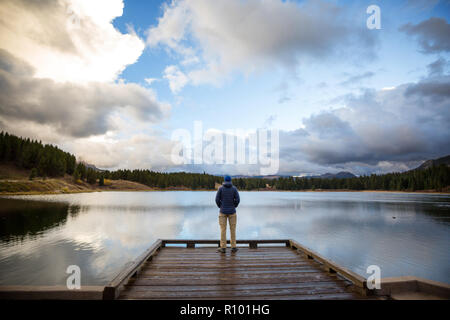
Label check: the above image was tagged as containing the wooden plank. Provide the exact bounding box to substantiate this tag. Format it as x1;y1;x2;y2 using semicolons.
162;246;289;251
162;239;290;246
190;293;360;300
134;270;332;280
144;262;318;269
128;275;343;286
129;274;341;286
122;282;350;294
156;255;299;260
150;255;306;260
140;269;325;278
154;250;298;260
121;291;360;300
104;239;162;300
225;293;360;300
119;285;351;299
122;281;350;293
158;252;298;260
159;250;291;255
154;256;299;263
144;266;320;273
157;250;298;256
146;263;318;270
289;239;367;289
152;252;305;260
155;254;299;259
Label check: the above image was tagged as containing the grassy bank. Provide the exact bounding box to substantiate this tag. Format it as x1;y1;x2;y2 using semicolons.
0;177;158;195
0;163;157;195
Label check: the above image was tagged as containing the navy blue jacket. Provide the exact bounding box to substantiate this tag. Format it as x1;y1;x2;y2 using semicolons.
215;182;240;214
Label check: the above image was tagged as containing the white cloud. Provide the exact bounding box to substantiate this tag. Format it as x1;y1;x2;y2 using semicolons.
146;0;190;51
163;65;189;93
144;78;159;85
0;0;145;83
147;0;377;92
72;133;177;170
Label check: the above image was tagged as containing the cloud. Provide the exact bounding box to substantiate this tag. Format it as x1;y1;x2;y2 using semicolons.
0;0;145;83
405;76;450;100
144;78;159;85
0;49;170;139
277;75;450;174
400;17;450;54
339;71;375;86
263;115;277;128
72;133;177;170
405;0;440;10
163;65;189;93
0;0;172;167
427;58;449;76
0;0;177;174
162;71;450;175
147;0;378;92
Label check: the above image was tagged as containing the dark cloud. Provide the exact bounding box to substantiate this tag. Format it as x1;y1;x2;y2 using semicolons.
405;0;440;10
427;57;449;76
0;49;169;138
399;17;450;53
277;75;450;174
405;76;450;100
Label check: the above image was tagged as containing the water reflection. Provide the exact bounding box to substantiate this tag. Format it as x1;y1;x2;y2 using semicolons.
0;191;449;285
0;199;76;243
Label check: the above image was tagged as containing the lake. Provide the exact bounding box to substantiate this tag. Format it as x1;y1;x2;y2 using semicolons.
0;191;449;286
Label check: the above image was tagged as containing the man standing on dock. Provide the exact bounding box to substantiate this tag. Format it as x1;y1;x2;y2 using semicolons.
215;175;240;253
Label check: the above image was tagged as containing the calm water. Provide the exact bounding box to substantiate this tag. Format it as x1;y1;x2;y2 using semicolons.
0;191;449;286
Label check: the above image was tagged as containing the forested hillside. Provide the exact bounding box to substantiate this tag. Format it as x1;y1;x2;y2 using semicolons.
0;131;75;178
272;165;450;191
1;131;449;192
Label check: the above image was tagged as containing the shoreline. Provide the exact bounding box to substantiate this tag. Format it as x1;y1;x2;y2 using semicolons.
1;163;449;196
1;187;448;196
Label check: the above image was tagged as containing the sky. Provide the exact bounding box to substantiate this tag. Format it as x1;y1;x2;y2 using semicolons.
0;0;449;176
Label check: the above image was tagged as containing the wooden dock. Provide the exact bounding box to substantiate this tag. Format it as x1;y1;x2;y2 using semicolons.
117;241;362;300
1;239;449;300
103;239;375;300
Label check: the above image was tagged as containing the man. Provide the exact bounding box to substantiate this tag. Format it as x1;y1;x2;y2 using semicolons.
215;175;240;253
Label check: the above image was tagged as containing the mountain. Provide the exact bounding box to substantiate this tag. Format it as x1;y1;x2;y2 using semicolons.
415;155;450;170
80;161;105;172
229;172;357;179
230;175;290;180
309;171;356;179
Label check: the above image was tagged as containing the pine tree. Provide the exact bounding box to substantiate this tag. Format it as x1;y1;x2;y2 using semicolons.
29;168;38;180
99;175;105;186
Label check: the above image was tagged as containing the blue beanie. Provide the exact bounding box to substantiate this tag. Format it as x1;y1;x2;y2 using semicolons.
224;175;232;182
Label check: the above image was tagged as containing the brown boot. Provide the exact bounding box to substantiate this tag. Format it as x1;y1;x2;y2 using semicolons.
217;248;226;253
